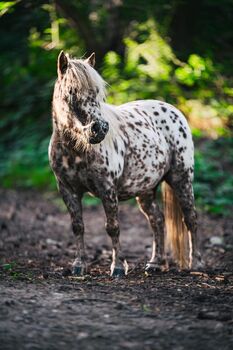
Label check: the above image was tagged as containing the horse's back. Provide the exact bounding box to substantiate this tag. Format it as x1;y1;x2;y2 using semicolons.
117;99;194;172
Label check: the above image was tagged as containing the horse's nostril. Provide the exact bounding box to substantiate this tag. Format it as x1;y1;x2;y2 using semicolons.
91;122;100;134
102;122;109;133
91;121;108;138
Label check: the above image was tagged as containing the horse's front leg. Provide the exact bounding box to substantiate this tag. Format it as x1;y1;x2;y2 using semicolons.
58;182;86;275
102;191;127;277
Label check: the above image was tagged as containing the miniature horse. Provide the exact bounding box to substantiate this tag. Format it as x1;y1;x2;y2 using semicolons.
49;51;202;277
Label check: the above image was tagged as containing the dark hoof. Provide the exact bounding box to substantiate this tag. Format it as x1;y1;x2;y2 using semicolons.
72;266;83;276
145;265;161;274
145;262;168;274
111;267;125;278
62;268;72;277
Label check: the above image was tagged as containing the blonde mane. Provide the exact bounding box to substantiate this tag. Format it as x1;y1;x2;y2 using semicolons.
68;57;122;146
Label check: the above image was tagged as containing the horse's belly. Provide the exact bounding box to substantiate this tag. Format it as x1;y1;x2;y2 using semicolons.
118;180;158;200
118;158;169;199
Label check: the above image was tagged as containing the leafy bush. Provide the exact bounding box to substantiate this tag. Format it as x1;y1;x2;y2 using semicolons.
194;138;233;215
175;54;214;87
102;20;232;136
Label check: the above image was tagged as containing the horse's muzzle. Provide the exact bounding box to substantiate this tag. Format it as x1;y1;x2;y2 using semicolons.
89;120;109;144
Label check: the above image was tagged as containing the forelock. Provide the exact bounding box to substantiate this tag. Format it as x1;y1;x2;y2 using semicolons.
66;59;106;101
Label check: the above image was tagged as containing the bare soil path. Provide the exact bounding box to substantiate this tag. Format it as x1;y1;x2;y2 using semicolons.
0;189;233;349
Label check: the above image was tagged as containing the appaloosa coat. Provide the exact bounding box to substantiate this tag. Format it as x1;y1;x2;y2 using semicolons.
49;51;202;276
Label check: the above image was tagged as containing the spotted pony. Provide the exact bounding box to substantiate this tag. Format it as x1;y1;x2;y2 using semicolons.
49;51;202;277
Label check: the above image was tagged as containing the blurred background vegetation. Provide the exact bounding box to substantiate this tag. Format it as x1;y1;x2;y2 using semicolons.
0;0;232;215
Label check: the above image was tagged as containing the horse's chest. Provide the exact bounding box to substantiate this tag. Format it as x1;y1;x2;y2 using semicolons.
51;151;80;182
49;140;109;195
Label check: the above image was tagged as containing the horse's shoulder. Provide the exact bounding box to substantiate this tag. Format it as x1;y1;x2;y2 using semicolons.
48;133;72;171
49;132;62;158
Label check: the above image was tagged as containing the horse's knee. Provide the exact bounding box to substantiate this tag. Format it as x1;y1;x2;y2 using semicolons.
148;209;164;227
105;221;119;238
183;208;197;232
72;220;84;236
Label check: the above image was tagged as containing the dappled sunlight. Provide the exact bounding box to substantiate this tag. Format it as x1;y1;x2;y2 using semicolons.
102;20;232;142
179;99;224;138
124;20;174;80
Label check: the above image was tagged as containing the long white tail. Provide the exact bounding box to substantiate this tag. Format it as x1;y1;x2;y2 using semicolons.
162;182;192;269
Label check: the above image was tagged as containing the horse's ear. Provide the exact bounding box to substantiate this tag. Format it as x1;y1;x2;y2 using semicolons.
57;50;68;77
85;52;95;67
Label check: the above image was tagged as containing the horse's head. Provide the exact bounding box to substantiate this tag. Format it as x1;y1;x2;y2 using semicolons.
52;51;109;146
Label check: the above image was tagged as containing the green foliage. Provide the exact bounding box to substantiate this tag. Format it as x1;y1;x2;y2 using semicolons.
1;261;34;281
0;1;82;190
83;195;102;207
0;1;17;16
175;54;214;87
2;262;16;271
102;21;178;104
194;138;233;215
0;135;56;189
102;20;232;131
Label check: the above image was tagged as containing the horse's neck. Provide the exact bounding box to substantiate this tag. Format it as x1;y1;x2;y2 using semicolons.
101;102;123;131
94;102;126;156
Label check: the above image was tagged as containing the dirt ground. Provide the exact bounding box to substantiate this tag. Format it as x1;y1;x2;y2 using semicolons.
0;188;233;350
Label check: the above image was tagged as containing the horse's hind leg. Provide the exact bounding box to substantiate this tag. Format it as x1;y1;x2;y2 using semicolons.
137;191;167;272
165;172;202;269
